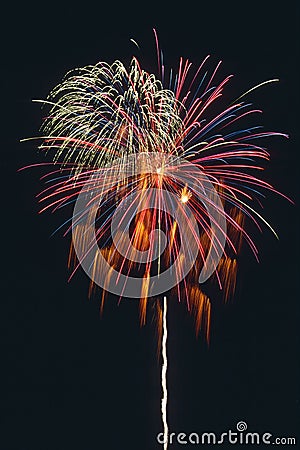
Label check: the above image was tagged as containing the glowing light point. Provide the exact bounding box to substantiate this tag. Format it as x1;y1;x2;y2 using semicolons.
180;186;192;203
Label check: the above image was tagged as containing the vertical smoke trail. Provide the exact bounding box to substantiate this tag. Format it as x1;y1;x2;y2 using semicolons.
161;296;168;449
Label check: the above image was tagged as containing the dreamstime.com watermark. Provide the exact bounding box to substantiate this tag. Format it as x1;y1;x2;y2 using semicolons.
157;421;297;446
72;152;227;297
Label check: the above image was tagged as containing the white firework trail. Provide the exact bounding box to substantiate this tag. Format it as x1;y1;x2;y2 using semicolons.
161;295;168;449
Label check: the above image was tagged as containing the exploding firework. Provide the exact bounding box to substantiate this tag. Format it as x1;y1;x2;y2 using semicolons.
21;31;290;448
22;39;288;335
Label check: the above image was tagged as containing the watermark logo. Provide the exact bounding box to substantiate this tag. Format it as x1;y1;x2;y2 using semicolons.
72;152;227;298
236;421;247;432
156;420;297;446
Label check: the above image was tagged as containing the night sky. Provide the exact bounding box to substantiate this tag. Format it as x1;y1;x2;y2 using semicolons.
2;1;299;449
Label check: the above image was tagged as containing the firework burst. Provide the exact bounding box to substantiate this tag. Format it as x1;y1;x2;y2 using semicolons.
21;32;292;450
22;39;289;340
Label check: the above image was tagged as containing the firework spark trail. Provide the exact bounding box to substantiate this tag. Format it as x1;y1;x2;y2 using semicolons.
161;296;168;450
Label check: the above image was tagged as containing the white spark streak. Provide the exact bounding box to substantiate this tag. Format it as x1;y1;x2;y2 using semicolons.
161;296;168;449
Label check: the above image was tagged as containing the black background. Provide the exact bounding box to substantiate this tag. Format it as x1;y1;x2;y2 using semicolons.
1;1;299;449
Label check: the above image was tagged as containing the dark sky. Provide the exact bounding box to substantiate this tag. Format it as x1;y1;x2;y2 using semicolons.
2;1;299;449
